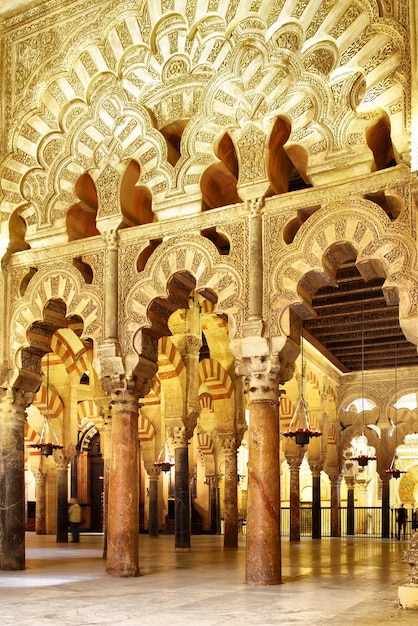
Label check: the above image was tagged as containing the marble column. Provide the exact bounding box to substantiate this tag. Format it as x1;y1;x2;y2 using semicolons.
146;465;161;538
222;436;239;548
0;388;32;570
106;386;141;577
345;476;355;536
55;453;69;542
288;455;301;542
329;471;341;538
244;365;281;585
311;464;321;539
381;474;390;539
173;426;191;552
101;407;111;559
35;470;47;535
208;475;221;534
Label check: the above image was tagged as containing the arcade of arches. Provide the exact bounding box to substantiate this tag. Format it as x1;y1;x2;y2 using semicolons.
1;0;418;585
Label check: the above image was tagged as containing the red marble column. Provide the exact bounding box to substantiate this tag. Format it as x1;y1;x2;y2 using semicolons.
0;388;32;571
246;392;281;585
35;470;47;535
222;436;239;548
106;387;140;577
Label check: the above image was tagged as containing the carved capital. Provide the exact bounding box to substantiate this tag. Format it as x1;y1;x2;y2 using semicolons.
237;355;281;404
145;464;161;480
170;426;189;448
221;435;237;454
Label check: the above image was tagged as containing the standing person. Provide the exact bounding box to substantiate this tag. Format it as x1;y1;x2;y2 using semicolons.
68;498;82;543
397;503;408;540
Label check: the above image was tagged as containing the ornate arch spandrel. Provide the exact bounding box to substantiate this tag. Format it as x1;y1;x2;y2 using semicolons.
269;198;418;348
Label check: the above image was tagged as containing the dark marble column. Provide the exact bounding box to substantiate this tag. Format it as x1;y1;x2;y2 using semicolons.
381;474;390;538
106;386;140;577
208;475;221;534
55;453;69;542
146;465;161;538
288;455;301;542
244;367;281;585
329;471;341;538
0;388;32;570
35;470;47;535
346;476;355;536
222;436;239;548
311;464;321;539
173;427;191;552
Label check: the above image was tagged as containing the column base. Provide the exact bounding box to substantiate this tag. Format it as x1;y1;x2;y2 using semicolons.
175;547;191;553
106;566;140;577
399;584;418;609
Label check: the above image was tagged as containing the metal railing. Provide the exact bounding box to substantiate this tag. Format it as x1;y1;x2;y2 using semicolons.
279;506;414;538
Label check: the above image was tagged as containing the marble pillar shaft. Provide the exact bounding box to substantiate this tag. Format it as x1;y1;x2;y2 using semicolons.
174;445;191;551
347;488;355;536
312;473;321;539
289;460;301;542
381;479;390;539
0;391;27;570
56;465;69;542
106;394;140;577
246;400;281;585
209;478;219;534
148;477;159;538
223;442;238;548
35;472;47;535
330;476;341;538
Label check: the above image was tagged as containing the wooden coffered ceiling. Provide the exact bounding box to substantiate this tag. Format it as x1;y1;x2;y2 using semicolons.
303;261;418;373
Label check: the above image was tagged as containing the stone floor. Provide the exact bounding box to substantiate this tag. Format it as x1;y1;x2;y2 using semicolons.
0;532;417;625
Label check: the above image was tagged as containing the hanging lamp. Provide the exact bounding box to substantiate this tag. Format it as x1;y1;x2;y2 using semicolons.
154;435;174;472
283;323;321;446
30;353;63;457
351;302;376;467
386;344;404;479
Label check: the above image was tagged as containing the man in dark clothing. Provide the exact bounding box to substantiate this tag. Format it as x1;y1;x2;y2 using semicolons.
397;504;408;540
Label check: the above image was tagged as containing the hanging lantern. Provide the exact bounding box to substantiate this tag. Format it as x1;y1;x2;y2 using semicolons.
385;345;404;478
30;353;63;457
154;436;174;472
351;303;375;467
282;324;322;447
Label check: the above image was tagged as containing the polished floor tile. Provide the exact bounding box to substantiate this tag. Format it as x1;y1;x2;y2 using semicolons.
0;533;416;625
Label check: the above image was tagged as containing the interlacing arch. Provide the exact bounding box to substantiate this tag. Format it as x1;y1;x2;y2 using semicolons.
271;198;418;347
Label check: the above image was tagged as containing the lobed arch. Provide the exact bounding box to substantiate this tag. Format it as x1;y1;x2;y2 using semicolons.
125;234;244;362
10;265;103;392
271;198;418;352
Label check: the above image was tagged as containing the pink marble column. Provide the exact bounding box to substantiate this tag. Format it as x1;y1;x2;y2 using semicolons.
106;386;140;577
222;436;239;548
245;370;281;585
35;470;47;535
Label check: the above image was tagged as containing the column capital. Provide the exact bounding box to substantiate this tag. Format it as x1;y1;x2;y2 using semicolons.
145;464;161;480
170;425;190;448
237;355;281;404
220;435;238;453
